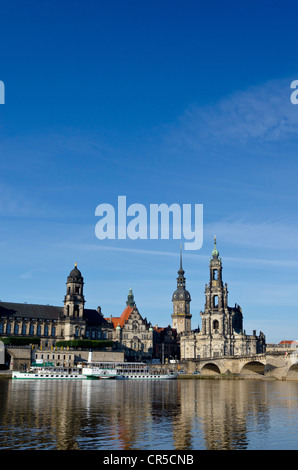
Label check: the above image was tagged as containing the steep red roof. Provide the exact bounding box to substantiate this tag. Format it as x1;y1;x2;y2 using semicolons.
105;305;134;329
279;340;296;345
118;306;134;327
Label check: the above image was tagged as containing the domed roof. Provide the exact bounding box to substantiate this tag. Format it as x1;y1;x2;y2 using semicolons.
172;246;191;301
172;288;191;302
68;263;83;280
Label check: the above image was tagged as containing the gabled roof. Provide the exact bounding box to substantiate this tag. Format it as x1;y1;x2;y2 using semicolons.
105;305;134;329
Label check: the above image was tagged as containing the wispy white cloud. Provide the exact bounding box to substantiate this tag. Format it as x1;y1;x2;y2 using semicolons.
20;268;47;279
205;216;298;250
166;77;298;149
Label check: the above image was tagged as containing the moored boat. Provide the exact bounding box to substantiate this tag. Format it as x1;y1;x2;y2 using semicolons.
82;361;178;380
12;363;86;379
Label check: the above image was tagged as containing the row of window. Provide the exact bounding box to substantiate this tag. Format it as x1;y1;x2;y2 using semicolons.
38;354;73;361
0;323;56;336
86;330;112;339
0;322;112;339
122;333;151;340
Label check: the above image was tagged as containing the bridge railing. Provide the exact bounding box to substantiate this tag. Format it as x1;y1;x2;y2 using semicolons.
182;352;269;362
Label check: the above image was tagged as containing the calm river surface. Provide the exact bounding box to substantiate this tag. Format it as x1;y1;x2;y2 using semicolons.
0;378;298;450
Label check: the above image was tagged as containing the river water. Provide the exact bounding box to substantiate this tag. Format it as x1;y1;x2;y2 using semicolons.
0;378;298;450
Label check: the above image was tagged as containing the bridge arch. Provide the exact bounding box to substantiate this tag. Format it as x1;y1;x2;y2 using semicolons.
200;362;221;375
239;360;265;377
285;364;298;380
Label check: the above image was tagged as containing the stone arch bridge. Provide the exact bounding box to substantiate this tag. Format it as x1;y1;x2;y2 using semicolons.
183;352;298;380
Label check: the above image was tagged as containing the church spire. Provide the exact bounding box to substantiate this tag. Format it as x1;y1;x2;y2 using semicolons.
211;235;220;259
178;244;185;277
126;288;135;307
177;244;185;287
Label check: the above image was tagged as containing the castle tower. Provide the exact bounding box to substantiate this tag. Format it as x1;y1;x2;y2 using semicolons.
63;263;85;319
171;246;192;334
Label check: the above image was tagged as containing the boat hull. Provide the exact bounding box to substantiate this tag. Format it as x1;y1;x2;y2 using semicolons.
115;373;178;380
12;371;86;379
82;368;118;380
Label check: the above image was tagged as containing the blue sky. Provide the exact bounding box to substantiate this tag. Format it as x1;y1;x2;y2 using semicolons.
0;0;298;343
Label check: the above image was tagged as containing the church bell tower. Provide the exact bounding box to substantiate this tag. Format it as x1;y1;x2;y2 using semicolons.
171;247;192;335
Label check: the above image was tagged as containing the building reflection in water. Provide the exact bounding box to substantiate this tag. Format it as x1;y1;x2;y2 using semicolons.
0;379;298;449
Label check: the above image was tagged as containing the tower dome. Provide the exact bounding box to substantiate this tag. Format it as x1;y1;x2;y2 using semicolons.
68;262;83;280
171;246;191;301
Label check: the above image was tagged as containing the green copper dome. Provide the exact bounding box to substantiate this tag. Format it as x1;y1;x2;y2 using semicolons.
211;236;219;258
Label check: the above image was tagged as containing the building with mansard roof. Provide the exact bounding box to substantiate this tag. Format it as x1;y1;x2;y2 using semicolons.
177;237;266;359
0;263;114;348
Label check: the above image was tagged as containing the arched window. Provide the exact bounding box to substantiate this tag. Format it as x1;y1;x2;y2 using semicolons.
37;324;41;336
213;295;218;308
213;320;219;330
22;323;26;335
29;324;34;335
44;325;49;336
6;324;11;334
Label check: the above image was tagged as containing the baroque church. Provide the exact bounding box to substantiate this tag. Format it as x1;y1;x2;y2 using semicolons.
175;237;266;359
